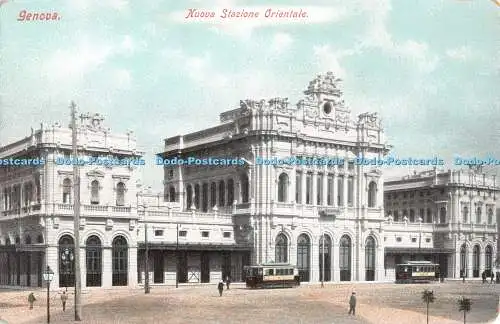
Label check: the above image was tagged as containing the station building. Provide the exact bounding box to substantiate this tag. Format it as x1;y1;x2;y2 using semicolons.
383;169;498;280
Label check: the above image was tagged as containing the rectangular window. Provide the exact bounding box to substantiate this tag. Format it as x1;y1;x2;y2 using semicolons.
317;174;323;205
337;176;344;206
154;230;164;237
223;232;231;238
327;175;334;206
201;231;209;238
347;176;353;206
179;230;187;237
306;173;313;205
296;172;302;204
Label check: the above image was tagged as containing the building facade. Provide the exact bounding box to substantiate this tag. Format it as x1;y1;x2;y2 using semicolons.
384;169;498;280
0;113;142;289
159;72;390;283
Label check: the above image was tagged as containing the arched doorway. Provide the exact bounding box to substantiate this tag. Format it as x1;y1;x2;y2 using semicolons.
460;243;467;278
319;235;332;282
112;236;128;286
86;235;102;287
297;234;310;282
339;235;352;281
472;245;480;278
275;233;288;263
365;236;376;281
58;235;75;287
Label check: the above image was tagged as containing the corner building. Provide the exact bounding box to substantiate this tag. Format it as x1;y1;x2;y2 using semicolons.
160;72;390;283
0;114;142;289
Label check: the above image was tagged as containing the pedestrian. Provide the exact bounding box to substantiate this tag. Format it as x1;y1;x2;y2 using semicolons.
348;292;356;316
491;272;495;284
27;292;36;310
226;275;231;290
61;291;68;311
482;271;487;283
218;280;224;297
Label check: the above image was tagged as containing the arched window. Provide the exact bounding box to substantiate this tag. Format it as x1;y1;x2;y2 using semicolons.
15;236;20;244
63;179;72;204
426;208;432;223
319;235;332;282
472;245;480;278
36;234;44;244
25;235;31;244
476;206;482;224
194;184;200;209
169;186;176;202
23;182;33;206
218;181;225;206
275;233;288;263
210;183;217;208
202;183;208;212
59;235;75;287
278;173;288;202
86;235;102;287
368;181;377;208
116;182;126;206
460;244;467;278
409;209;415;223
485;245;493;275
5;237;11;245
241;174;249;203
393;211;399;222
186;185;193;210
488;208;493;224
90;180;100;205
112;236;128;286
227;179;234;206
297;234;311;282
365;236;376;281
339;235;352;281
439;207;446;224
463;206;468;223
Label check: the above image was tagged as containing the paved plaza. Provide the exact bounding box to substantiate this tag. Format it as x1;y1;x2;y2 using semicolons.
0;281;498;324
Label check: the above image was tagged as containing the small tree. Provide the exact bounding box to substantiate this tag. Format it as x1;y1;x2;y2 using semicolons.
458;296;472;324
422;289;435;324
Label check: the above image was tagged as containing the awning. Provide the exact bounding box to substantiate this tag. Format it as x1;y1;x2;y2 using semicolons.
384;247;455;254
137;242;252;252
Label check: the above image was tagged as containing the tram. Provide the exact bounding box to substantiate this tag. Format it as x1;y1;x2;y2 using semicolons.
395;261;440;283
244;263;300;288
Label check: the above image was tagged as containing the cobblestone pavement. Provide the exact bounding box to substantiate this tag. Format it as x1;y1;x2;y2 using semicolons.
0;281;498;324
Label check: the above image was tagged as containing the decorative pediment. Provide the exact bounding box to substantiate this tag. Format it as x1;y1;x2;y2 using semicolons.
86;169;105;178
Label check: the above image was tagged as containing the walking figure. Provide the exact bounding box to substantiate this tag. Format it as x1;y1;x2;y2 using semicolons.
61;291;68;311
491;272;495;284
218;280;224;297
226;275;231;290
27;292;36;310
348;292;356;316
482;271;487;283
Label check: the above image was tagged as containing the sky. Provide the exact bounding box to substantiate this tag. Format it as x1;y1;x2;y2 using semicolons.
0;0;499;191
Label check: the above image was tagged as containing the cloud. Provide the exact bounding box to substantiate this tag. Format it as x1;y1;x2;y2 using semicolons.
270;32;293;53
312;45;359;78
446;46;475;61
43;38;113;85
70;0;129;12
111;69;132;89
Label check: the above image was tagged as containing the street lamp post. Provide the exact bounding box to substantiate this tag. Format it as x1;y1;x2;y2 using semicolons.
144;204;150;294
43;266;54;324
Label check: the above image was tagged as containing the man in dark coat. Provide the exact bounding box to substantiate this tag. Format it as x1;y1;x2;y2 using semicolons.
491;272;495;284
218;280;224;297
348;292;356;315
28;292;36;309
482;271;487;283
226;276;231;290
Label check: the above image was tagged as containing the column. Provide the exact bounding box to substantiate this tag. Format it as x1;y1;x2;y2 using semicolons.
102;247;112;287
311;236;320;282
129;246;138;287
479;249;485;275
333;173;338;208
467;247;473;278
333;242;340;282
343;175;348;208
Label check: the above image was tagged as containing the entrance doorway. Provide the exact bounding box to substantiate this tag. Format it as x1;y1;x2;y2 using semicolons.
201;252;210;283
153;251;164;283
